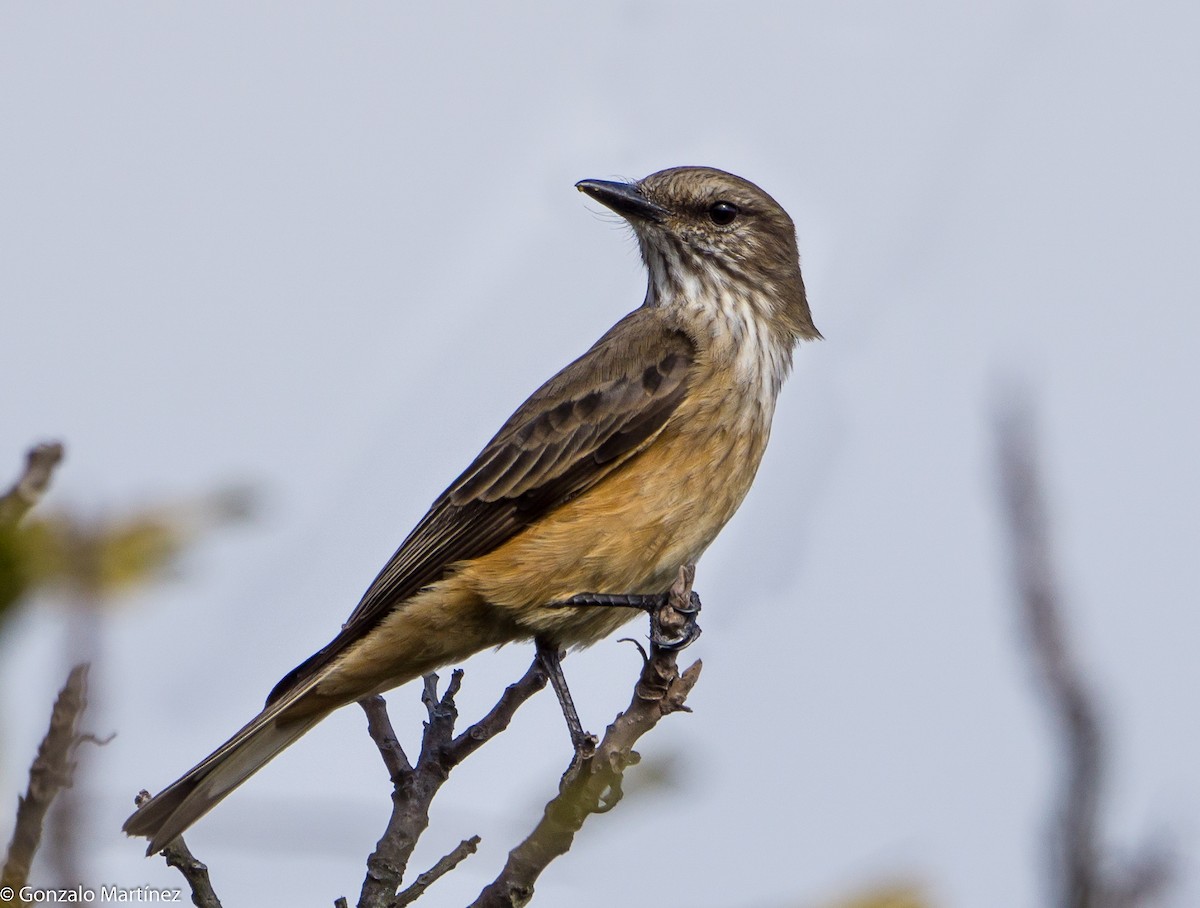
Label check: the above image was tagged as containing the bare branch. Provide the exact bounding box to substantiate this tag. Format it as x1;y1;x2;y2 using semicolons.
356;661;546;908
392;835;480;907
471;567;703;908
360;695;413;780
0;442;64;528
995;396;1171;908
446;659;548;764
134;790;223;908
1;664;89;889
162;842;221;908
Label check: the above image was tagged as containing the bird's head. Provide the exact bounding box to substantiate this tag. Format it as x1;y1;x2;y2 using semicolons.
576;166;819;343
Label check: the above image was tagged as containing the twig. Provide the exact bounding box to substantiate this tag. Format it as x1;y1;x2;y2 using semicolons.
1;664;89;889
392;835;480;908
356;660;547;908
0;442;64;528
995;396;1171;908
133;790;222;908
471;566;703;908
360;696;413;780
445;661;552;765
162;841;221;908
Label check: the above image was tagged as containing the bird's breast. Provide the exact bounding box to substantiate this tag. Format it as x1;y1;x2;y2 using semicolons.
456;360;778;645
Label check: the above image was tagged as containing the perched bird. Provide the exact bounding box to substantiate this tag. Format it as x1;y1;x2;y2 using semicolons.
124;166;820;853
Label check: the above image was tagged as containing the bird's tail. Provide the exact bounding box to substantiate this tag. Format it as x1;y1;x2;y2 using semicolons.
123;675;332;855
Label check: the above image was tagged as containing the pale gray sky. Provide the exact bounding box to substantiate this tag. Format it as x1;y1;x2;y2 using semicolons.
3;3;1198;906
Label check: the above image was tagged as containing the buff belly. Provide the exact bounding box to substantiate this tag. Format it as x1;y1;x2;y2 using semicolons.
317;396;770;704
457;400;770;648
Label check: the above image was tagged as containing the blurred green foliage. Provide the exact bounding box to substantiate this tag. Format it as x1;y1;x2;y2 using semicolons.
0;487;255;632
826;884;930;908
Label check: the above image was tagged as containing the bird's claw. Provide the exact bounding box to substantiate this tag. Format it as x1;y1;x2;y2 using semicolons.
673;590;701;616
551;582;703;652
571;730;599;759
649;621;702;651
647;585;702;651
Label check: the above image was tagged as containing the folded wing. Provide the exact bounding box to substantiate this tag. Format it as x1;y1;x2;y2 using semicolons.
266;308;695;704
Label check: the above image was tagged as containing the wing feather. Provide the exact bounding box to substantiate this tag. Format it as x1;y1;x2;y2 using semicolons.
265;308;695;705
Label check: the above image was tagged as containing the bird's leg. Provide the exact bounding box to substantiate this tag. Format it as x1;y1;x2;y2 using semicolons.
534;637;596;756
550;587;702;651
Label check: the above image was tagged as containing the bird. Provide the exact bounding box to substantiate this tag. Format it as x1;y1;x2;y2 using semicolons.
124;165;820;854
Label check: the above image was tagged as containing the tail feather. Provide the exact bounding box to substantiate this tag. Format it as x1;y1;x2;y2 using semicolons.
124;675;331;854
124;582;481;852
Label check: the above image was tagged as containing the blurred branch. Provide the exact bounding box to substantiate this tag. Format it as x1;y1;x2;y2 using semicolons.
354;660;548;908
471;566;703;908
0;442;64;528
995;395;1170;908
133;791;223;908
1;664;89;889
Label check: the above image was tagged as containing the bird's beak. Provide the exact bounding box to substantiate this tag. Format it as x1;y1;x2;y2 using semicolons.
575;179;668;223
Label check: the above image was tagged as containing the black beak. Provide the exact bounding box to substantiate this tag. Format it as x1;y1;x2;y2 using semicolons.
575;179;668;223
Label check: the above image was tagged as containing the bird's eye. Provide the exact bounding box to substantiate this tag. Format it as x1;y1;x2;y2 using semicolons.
708;201;739;226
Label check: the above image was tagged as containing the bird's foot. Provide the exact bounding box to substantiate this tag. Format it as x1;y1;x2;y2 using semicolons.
552;586;702;651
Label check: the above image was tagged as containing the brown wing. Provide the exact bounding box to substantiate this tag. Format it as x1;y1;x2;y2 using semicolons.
266;308;694;704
